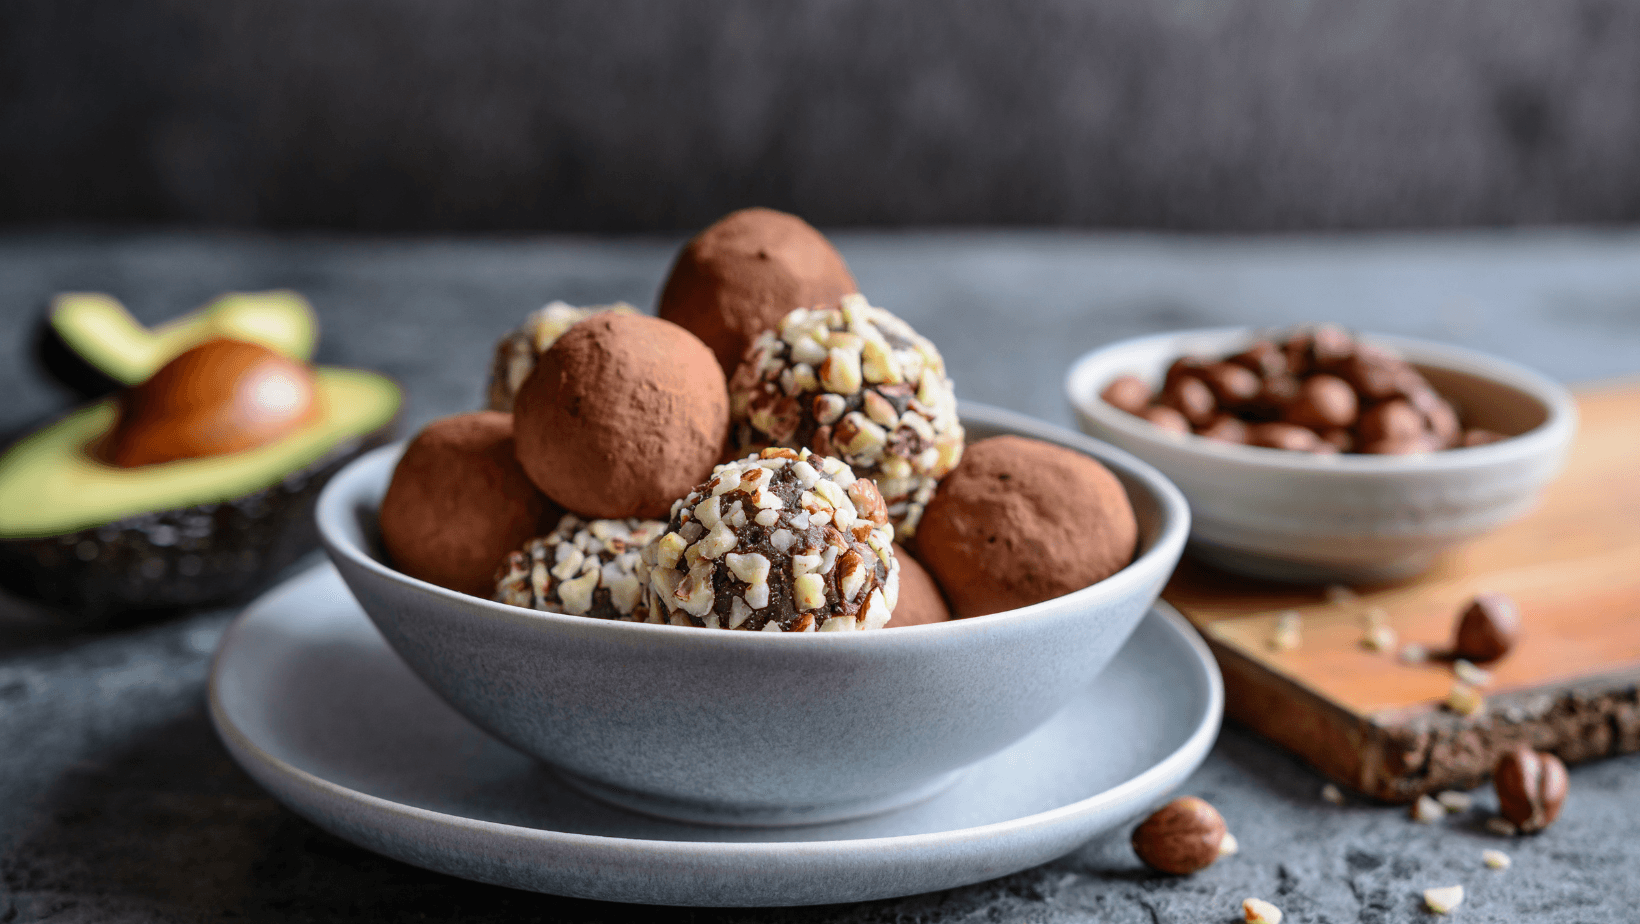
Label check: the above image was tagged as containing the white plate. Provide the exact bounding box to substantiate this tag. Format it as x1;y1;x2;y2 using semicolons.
208;563;1222;907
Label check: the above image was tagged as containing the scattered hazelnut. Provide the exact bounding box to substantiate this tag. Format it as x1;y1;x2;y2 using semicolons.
1447;681;1486;717
1101;375;1152;416
1482;848;1511;870
1453;659;1491;687
1131;796;1228;875
1361;623;1398;652
1494;746;1568;833
1410;794;1445;823
1270;611;1302;651
1243;897;1283;924
1453;592;1520;663
1424;885;1464;914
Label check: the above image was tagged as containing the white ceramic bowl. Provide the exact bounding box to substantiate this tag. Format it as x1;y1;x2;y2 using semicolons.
1066;328;1577;585
316;403;1189;827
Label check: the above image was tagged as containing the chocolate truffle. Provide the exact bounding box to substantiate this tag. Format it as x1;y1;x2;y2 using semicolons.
914;436;1137;618
657;207;859;374
640;447;899;631
380;411;555;597
494;513;666;621
485;301;637;412
727;295;964;541
512;313;729;519
885;543;952;628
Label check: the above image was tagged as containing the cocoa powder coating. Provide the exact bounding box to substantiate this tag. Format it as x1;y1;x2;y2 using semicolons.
913;435;1138;618
512;313;729;519
885;543;952;628
379;411;557;598
657;207;859;373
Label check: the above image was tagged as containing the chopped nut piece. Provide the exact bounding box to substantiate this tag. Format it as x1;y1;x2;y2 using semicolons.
1321;783;1345;805
1362;605;1389;626
1270;611;1302;651
1483;848;1511;870
494;514;667;622
1453;658;1491;687
1447;681;1486;717
485;301;637;411
1423;885;1464;914
1486;817;1519;837
1411;794;1445;823
1362;623;1398;652
1435;791;1473;813
1218;831;1239;857
1243;897;1283;924
1400;643;1430;664
1324;584;1357;605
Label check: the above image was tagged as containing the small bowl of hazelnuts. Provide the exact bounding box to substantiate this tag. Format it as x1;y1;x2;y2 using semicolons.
1065;326;1577;584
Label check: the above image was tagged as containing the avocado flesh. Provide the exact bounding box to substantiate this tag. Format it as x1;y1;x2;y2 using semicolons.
0;368;396;537
0;368;398;617
39;291;318;395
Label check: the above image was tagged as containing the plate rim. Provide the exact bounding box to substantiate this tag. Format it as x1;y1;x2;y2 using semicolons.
207;563;1223;901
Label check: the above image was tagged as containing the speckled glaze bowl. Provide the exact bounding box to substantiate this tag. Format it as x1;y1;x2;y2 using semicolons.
316;403;1189;827
1066;328;1577;585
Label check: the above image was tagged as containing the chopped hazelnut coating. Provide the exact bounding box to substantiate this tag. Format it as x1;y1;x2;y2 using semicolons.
494;514;667;622
641;447;900;631
727;295;963;541
484;301;638;412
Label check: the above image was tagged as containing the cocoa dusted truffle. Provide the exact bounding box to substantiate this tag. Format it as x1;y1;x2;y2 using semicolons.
727;294;964;541
380;411;556;597
914;436;1137;618
512;313;729;519
485;301;638;412
885;543;952;628
640;447;899;631
493;514;667;622
657;207;859;374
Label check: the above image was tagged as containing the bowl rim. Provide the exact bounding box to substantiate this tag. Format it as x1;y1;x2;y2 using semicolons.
1064;326;1578;474
316;402;1191;646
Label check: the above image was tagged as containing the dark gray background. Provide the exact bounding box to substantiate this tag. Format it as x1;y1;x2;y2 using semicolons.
6;0;1640;231
1;229;1638;922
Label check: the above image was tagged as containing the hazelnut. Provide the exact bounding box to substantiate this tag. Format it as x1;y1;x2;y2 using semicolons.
1357;399;1423;445
1247;422;1322;453
1284;374;1358;429
1196;414;1248;444
1161;375;1217;427
1101;375;1152;415
1453;592;1520;662
1494;746;1568;833
1131;796;1228;874
1141;405;1192;434
1200;362;1262;407
1227;339;1287;378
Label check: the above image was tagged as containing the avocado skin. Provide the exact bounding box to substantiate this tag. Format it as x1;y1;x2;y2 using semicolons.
0;426;392;620
30;308;122;400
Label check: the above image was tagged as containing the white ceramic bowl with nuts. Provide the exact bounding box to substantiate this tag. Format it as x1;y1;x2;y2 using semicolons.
316;402;1190;827
1065;328;1576;584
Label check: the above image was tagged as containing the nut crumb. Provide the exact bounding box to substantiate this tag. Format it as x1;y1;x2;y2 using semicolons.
1483;848;1511;870
1453;658;1492;687
1362;605;1389;626
1486;817;1519;837
1324;584;1357;605
1400;642;1430;664
1321;783;1345;805
1424;885;1464;914
1411;794;1446;823
1362;623;1398;652
1243;897;1283;924
1218;832;1239;857
1447;680;1485;717
1435;791;1473;813
1270;611;1302;651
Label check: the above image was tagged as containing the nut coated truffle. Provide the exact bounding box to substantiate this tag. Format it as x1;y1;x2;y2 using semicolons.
493;514;666;622
914;435;1137;618
640;447;900;631
380;411;556;598
728;294;964;541
512;313;729;519
485;301;637;412
657;207;859;374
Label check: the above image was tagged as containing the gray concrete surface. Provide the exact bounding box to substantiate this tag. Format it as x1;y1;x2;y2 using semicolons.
1;229;1639;922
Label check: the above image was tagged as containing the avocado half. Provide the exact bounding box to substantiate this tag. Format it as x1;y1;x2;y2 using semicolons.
33;291;318;399
0;367;399;618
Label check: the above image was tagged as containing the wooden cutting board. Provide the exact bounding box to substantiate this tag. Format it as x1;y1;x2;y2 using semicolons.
1162;380;1640;802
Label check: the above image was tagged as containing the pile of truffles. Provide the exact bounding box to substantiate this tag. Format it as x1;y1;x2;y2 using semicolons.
1102;326;1504;454
379;207;1140;631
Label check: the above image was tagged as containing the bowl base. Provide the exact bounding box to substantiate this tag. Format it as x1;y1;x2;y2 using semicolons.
1188;541;1433;586
552;765;970;829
